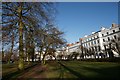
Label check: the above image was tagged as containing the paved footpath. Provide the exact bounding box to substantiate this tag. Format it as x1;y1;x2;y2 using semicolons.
18;64;47;78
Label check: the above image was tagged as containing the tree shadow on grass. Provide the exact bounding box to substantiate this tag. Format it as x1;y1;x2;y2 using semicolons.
36;70;44;74
58;62;86;80
58;64;65;79
2;63;37;80
82;65;120;80
58;62;120;80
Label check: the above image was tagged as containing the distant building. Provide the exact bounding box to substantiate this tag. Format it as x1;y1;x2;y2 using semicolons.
66;42;80;54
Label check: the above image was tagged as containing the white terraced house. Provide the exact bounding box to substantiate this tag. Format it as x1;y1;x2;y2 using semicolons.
62;23;120;59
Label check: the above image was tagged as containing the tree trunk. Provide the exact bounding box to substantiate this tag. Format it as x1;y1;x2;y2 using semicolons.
115;43;120;55
39;46;43;63
28;53;30;64
2;47;4;61
42;44;51;65
109;43;114;58
31;49;35;62
8;48;13;64
18;3;24;70
42;47;49;64
42;54;46;64
8;32;14;64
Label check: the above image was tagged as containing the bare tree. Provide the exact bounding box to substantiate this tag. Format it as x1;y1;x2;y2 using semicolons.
40;25;66;64
2;2;56;70
110;37;120;57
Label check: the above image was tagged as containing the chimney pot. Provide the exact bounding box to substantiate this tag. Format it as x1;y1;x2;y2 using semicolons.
112;23;116;27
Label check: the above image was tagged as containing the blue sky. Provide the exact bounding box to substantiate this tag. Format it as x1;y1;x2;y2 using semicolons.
56;2;118;43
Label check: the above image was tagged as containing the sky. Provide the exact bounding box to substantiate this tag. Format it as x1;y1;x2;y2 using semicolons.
56;2;118;43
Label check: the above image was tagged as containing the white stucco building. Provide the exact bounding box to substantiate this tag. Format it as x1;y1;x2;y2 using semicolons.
79;23;120;58
62;23;120;59
66;42;80;54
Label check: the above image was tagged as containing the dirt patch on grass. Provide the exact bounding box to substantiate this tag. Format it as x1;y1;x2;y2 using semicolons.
18;64;47;78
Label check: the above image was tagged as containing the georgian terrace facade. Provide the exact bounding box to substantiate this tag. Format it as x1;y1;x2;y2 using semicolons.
57;23;120;60
80;23;120;58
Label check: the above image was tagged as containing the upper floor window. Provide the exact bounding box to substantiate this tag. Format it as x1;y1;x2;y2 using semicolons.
91;37;93;40
83;44;85;47
102;34;104;36
108;37;110;41
103;39;105;42
88;38;90;41
119;28;120;31
94;41;96;44
97;40;99;43
113;30;115;33
91;41;93;45
89;43;90;46
106;32;109;35
86;44;88;47
114;35;117;39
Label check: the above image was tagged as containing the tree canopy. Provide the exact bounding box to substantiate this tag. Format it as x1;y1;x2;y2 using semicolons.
2;2;66;70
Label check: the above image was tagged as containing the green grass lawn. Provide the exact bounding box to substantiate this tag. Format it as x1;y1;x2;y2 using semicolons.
45;61;77;78
44;61;120;80
2;61;120;80
2;62;37;79
2;62;19;76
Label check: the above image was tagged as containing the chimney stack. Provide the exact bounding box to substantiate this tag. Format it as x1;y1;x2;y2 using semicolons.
112;23;116;27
